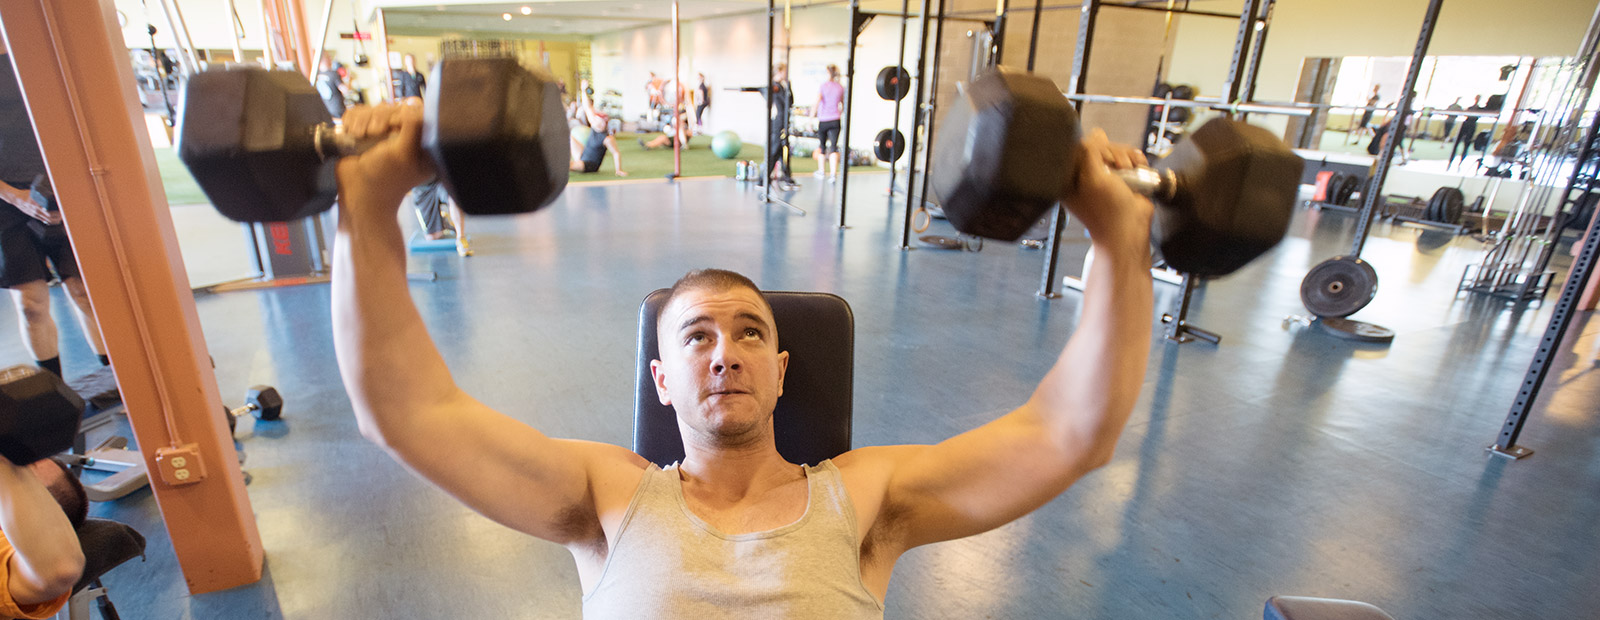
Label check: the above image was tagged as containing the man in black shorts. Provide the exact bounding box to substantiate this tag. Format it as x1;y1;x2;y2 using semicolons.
0;43;108;376
569;80;627;176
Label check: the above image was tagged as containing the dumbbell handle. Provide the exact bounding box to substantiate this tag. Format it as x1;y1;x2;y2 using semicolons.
1113;167;1179;203
312;124;388;161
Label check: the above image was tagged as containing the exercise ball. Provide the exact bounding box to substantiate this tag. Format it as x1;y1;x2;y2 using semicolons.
711;131;743;159
570;125;593;144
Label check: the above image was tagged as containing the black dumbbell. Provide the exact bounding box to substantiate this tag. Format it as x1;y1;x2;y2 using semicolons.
176;57;570;223
0;365;85;465
232;385;283;422
930;69;1304;277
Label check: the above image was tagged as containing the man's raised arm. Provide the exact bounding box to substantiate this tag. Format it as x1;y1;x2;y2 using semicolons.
846;130;1155;549
0;459;83;608
330;102;642;545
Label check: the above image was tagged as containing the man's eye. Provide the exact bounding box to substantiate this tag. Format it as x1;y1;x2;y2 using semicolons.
686;333;707;344
744;328;761;339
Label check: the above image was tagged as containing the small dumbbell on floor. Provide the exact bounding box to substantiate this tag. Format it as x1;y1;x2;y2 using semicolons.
230;385;283;425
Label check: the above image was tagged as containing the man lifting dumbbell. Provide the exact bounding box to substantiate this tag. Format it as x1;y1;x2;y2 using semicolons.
328;79;1158;613
0;364;89;619
0;456;86;619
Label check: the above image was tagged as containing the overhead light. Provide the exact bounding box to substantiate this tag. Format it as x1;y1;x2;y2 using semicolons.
521;6;532;15
502;13;512;20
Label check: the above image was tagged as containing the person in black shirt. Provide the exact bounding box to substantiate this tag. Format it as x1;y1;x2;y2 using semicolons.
695;72;711;132
0;45;109;376
392;53;426;99
389;54;468;254
1449;95;1484;170
762;63;793;186
316;55;346;118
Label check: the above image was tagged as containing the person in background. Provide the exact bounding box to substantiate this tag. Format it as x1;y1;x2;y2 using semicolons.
1355;85;1381;138
388;54;467;255
315;55;346;119
569;80;628;177
1449;95;1484;170
694;72;711;132
0;41;110;376
762;63;794;188
646;72;665;111
1440;97;1463;140
812;64;845;181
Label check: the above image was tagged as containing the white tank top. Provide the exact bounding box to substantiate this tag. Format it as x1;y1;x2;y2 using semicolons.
582;460;884;619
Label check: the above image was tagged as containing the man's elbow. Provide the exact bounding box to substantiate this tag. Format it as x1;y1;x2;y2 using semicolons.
38;550;85;599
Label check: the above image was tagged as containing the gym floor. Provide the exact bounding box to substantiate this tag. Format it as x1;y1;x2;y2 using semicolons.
12;174;1599;618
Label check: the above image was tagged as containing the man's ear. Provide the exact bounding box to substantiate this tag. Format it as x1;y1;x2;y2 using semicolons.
650;359;672;406
775;350;789;398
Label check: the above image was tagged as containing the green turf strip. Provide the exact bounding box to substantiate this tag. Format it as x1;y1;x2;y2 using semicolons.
151;134;880;206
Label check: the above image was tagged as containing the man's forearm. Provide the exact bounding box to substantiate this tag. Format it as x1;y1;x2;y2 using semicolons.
331;188;460;443
0;463;84;598
1028;240;1153;465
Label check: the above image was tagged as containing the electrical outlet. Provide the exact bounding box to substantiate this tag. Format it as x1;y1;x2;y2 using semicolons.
155;444;207;486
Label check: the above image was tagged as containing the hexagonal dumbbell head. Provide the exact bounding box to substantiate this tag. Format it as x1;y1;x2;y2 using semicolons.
176;66;338;223
1153;118;1304;277
423;57;570;216
0;365;85;465
246;385;283;421
931;69;1081;241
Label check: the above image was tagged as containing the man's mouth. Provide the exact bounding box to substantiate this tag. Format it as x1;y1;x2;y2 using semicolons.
707;388;749;397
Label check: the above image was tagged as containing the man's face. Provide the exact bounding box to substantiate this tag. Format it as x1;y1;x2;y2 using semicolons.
651;286;789;445
403;54;417;71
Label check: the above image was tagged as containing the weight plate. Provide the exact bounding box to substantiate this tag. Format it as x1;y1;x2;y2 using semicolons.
1432;187;1465;224
1316;317;1395;344
1170;84;1196;100
1299;256;1379;318
873;128;906;162
1321;172;1345;203
1424;190;1443;222
875;66;911;101
1333;173;1360;206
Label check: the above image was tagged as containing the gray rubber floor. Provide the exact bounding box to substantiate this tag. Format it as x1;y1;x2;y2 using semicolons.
12;173;1599;619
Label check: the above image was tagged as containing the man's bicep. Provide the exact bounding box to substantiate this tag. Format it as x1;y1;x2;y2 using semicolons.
882;406;1098;548
376;398;643;544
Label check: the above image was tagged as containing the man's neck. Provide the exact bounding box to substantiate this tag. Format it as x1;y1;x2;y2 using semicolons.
678;438;801;505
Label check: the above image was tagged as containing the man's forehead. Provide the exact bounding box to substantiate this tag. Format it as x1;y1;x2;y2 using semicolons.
664;287;773;324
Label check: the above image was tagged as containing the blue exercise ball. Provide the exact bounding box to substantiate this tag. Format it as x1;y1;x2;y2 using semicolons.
711;131;743;159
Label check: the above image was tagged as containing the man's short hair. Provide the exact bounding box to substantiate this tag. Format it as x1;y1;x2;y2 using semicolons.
656;269;775;344
43;458;88;530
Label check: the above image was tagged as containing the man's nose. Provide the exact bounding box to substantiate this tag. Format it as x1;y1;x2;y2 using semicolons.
710;340;742;374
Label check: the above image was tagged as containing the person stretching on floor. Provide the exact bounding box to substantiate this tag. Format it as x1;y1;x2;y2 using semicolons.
569;80;627;177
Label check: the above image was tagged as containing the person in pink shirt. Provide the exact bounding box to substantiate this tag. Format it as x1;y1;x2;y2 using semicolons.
813;64;846;181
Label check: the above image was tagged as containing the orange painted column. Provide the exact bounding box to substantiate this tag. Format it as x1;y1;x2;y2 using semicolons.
282;0;314;75
0;0;262;594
